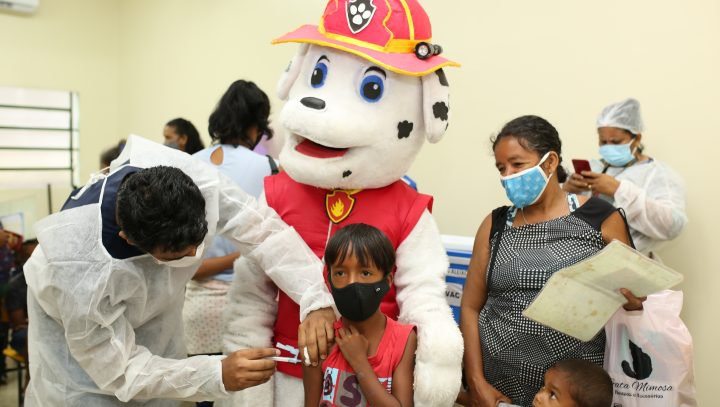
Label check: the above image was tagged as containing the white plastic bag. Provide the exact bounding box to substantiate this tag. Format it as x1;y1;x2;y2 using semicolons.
604;290;697;406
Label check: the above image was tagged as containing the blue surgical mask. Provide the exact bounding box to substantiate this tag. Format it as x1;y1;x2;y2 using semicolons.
500;153;553;209
600;141;636;167
164;140;180;150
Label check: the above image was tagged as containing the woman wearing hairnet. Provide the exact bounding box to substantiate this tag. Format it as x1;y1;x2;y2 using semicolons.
23;135;334;406
564;98;687;257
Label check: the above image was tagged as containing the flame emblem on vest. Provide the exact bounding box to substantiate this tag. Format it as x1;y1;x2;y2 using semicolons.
346;0;377;34
325;190;361;224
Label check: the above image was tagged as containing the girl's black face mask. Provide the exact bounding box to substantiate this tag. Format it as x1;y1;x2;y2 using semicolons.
329;277;390;322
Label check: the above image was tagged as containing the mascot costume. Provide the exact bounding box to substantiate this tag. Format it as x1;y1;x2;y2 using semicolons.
223;1;463;406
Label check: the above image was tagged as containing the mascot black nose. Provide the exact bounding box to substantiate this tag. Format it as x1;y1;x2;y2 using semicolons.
301;97;326;110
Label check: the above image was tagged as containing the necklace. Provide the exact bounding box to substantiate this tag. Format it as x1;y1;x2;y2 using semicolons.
521;208;529;225
520;194;572;226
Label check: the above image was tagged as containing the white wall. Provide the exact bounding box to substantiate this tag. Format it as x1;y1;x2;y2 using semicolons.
2;0;717;403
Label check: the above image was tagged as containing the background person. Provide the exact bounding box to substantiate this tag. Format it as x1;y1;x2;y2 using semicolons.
563;98;687;257
164;117;205;154
0;222;21;385
198;79;277;199
5;238;38;389
100;139;127;171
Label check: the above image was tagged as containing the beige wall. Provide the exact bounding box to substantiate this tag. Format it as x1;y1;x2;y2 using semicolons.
2;0;717;403
0;0;121;225
116;1;320;154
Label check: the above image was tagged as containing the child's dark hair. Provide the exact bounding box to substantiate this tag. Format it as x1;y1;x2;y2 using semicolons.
116;166;208;253
553;359;612;407
166;118;204;154
491;115;568;183
324;223;395;276
208;80;274;149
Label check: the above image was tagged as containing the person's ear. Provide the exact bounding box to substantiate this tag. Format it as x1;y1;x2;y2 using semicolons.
118;230;134;246
385;272;393;286
632;133;642;150
543;151;560;176
178;134;188;150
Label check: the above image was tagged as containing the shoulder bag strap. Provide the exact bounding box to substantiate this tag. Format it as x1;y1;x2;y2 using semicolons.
486;206;510;289
266;155;279;175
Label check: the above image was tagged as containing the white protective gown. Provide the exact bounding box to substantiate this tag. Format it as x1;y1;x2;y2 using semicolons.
24;136;333;406
590;158;687;256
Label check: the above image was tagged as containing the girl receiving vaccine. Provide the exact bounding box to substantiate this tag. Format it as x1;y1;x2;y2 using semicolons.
303;223;416;407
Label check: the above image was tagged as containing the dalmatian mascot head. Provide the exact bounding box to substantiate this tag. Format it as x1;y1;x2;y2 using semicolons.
273;0;459;190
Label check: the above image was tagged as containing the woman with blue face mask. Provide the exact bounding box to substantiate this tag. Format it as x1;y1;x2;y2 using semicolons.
564;98;687;258
460;115;645;407
163;118;205;155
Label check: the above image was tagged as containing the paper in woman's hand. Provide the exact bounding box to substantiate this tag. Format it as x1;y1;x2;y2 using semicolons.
521;240;684;341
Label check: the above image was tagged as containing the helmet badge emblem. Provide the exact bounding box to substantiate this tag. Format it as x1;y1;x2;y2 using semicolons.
346;0;377;34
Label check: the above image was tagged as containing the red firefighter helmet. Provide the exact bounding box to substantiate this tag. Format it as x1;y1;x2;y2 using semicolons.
273;0;459;77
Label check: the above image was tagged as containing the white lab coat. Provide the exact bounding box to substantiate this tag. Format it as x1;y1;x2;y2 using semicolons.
590;159;687;256
24;136;333;406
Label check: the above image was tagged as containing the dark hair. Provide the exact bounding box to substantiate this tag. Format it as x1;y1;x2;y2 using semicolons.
553;360;613;407
324;223;395;276
100;139;126;168
22;238;38;246
208;80;274;149
621;128;645;153
492;115;568;183
166;118;204;154
622;129;638;138
116;166;208;253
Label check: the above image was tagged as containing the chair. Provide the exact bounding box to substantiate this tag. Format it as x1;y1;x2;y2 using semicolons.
3;346;25;406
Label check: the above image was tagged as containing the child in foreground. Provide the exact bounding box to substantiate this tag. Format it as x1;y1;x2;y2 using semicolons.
533;359;613;407
303;223;417;407
456;358;613;407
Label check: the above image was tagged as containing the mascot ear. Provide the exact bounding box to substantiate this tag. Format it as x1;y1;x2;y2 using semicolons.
277;44;310;101
422;68;451;144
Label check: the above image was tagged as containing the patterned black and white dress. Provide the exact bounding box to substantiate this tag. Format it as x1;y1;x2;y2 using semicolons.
479;194;622;406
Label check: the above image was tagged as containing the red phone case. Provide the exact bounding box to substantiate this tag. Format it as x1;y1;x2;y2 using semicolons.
572;159;591;174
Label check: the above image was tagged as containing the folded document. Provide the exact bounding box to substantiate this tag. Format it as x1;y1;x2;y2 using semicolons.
522;240;683;341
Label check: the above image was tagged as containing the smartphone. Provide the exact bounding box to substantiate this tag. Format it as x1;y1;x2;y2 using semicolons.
572;159;591;174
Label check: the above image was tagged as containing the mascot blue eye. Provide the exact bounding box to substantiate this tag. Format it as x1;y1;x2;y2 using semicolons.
311;62;328;88
360;75;385;103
